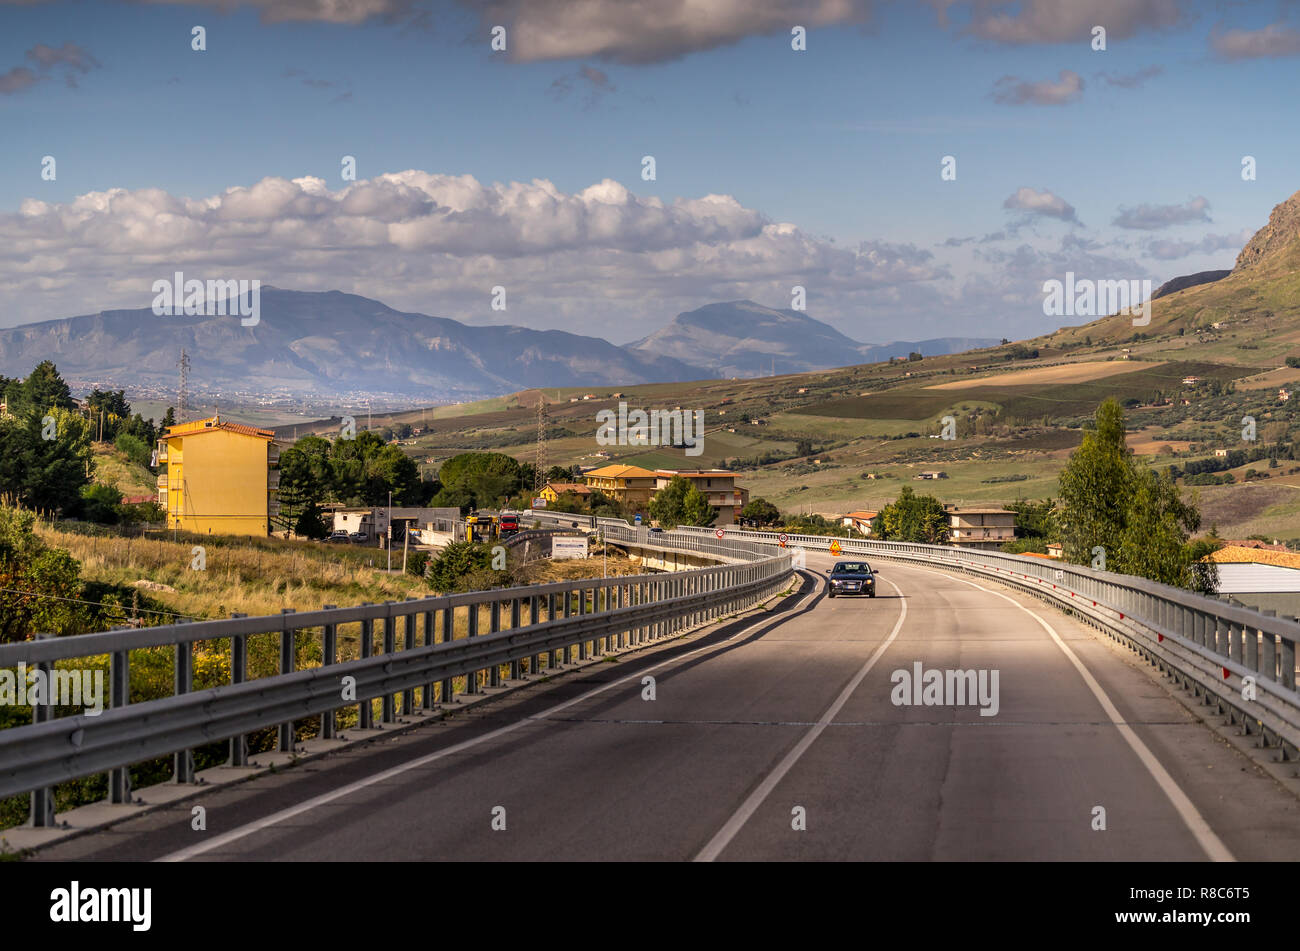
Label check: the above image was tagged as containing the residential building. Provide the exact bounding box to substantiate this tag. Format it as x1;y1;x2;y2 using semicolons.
1215;449;1229;458
583;464;659;508
915;470;948;480
331;506;460;545
1046;543;1064;559
840;511;878;536
653;469;750;525
539;482;592;504
1206;545;1300;616
944;505;1015;550
155;416;280;536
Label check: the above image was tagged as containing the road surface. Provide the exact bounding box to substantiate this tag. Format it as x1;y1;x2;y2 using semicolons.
34;553;1300;861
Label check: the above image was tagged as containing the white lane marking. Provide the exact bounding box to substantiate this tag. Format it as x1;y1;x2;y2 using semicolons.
905;563;1235;863
694;576;907;862
158;572;814;862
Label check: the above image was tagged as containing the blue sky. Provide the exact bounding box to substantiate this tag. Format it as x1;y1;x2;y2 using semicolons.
2;0;1298;344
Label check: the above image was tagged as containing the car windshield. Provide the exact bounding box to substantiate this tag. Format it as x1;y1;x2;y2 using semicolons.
833;562;870;573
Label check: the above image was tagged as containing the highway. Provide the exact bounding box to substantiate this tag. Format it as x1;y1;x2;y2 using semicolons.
34;553;1300;862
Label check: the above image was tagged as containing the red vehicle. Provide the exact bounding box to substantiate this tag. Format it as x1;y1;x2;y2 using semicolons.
498;513;520;537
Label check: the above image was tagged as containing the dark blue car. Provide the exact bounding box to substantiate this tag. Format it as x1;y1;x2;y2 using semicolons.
827;560;877;598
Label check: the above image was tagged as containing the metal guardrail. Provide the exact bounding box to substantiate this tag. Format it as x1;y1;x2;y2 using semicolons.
666;522;1300;757
1;531;793;822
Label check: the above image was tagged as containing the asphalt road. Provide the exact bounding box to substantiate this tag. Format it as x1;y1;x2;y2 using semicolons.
35;553;1300;861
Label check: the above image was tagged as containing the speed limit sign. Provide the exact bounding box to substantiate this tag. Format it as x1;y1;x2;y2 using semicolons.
715;528;725;538
778;533;789;543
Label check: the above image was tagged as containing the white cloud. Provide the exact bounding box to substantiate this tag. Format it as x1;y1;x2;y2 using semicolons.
1211;22;1300;59
1112;196;1210;230
462;0;873;64
0;171;948;339
948;0;1183;44
1003;187;1080;222
992;69;1084;105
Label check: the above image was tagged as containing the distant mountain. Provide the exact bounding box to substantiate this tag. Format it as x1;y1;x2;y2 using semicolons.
0;289;700;401
1152;269;1231;300
1042;187;1300;346
859;337;1002;363
628;300;997;376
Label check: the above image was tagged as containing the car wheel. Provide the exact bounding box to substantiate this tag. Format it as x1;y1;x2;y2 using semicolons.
827;592;835;598
869;591;876;598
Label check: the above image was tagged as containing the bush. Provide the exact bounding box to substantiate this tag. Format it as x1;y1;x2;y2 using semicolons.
79;483;123;524
114;432;152;469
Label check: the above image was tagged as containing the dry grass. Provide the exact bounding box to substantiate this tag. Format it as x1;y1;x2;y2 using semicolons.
922;360;1155;390
37;522;432;623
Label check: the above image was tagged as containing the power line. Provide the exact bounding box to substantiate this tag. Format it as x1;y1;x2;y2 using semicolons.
0;585;207;622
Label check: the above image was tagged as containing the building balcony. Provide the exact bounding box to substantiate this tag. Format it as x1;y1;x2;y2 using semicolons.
156;473;168;488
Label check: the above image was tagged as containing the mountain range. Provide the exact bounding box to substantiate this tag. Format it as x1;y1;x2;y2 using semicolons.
0;292;995;401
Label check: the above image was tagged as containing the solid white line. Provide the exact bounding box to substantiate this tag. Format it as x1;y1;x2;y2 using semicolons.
910;564;1235;863
157;573;812;862
693;576;907;862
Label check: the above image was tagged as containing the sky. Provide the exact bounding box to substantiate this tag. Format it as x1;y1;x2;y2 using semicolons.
1;0;1299;345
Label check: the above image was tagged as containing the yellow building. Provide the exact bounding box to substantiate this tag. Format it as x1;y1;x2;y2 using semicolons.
156;416;280;536
538;482;592;504
582;465;658;507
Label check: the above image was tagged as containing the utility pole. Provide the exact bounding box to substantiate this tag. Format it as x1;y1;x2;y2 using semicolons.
535;393;547;494
387;489;392;572
177;348;190;424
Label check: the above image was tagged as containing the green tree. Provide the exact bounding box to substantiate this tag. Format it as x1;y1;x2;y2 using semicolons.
1116;470;1215;592
426;541;508;593
114;432;152;469
160;406;176;431
5;360;75;418
0;503;87;642
435;452;525;510
293;501;330;540
876;486;949;543
741;498;781;527
79;483;123;524
1058;399;1137;564
276;435;334;526
649;476;715;529
0;407;94;514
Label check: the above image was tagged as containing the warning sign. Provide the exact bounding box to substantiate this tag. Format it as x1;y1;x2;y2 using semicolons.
828;540;842;556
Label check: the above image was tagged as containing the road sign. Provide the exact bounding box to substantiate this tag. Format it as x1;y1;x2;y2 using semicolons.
635;514;642;525
829;540;842;556
531;498;547;509
779;540;787;548
778;533;789;543
715;528;725;538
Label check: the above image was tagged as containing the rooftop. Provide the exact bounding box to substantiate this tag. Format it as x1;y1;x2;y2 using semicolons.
1207;546;1300;570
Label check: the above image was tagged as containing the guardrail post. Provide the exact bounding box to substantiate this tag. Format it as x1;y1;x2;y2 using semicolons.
322;606;338;739
489;599;502;687
279;608;297;751
578;587;588;661
510;597;522;680
109;646;132;800
1244;617;1259;673
359;604;374;728
173;638;194;783
380;605;397;723
551;592;562;668
28;638;55;828
1229;620;1243;665
1260;617;1278;683
440;607;454;703
228;613;249;767
1270;610;1294;690
422;607;436;708
402;600;417;716
467;602;480;694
